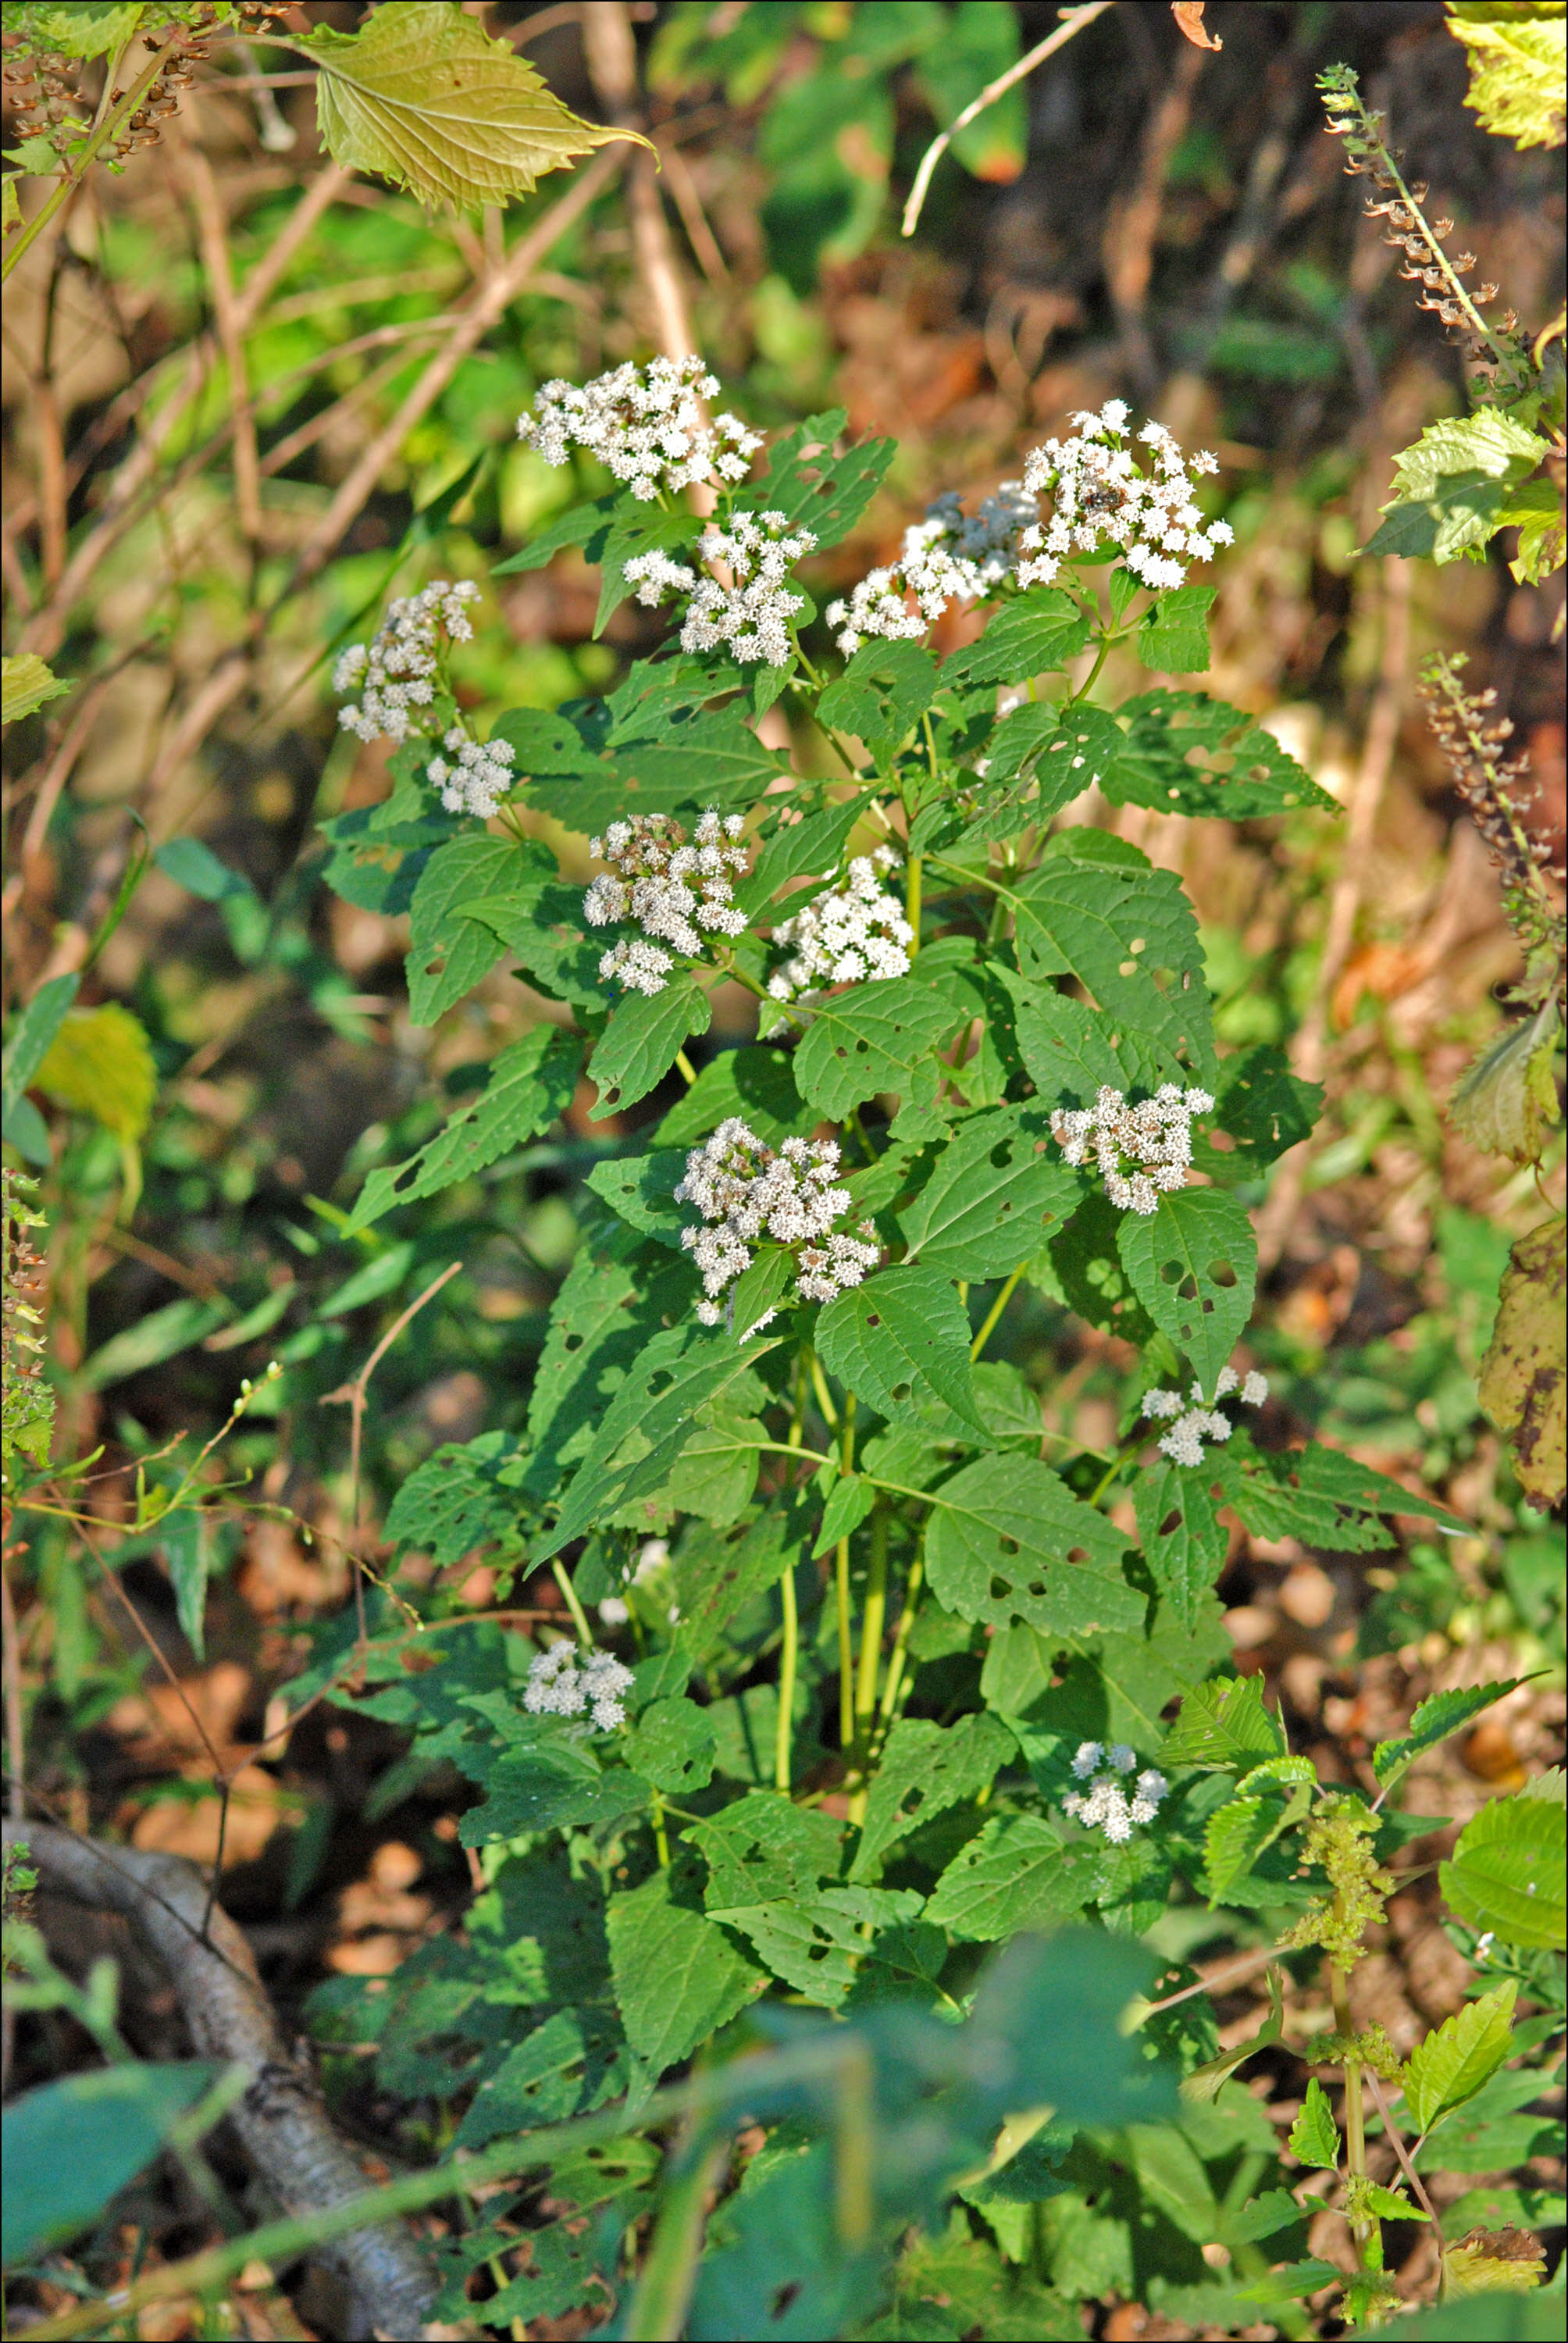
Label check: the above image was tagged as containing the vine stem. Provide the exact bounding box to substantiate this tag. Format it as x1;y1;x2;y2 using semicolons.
853;1494;889;1738
900;1;1112;237
551;1560;595;1648
970;1268;1024;1362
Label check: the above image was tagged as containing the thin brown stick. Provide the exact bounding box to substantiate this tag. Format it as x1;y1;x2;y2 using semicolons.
1;1545;26;1821
1137;1941;1291;2017
902;2;1113;237
1104;37;1208;394
582;4;700;365
1363;2067;1445;2235
659;137;730;287
73;1518;228;1782
179;136;263;545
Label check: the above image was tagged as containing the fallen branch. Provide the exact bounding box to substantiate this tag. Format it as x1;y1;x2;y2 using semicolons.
2;1819;439;2341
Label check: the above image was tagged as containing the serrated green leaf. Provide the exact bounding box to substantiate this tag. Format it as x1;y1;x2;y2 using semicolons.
673;1499;814;1658
708;1883;933;2009
1449;1003;1564;1166
495;702;780;836
850;1713;1014;1881
1106;690;1336;818
290;0;640;212
939;587;1093;689
407;836;549;1025
727;1244;796;1341
1133;1464;1229;1631
583;1148;691;1246
589;972;711;1118
1009;844;1216;1079
1196;1044;1324;1182
1289;2075;1342;2170
925;1812;1096;1940
383;1431;524;1565
1441;1791;1566;1950
1136;585;1215;675
734;792;872;922
792;976;960;1116
921;1453;1143;1639
491;492;619;576
347;1025;582;1232
811;1471;875;1559
898;1104;1081;1277
606;1868;763;2081
1374;1679;1525;1792
1449;1;1566;149
1366;412;1548;563
453;2006;627;2154
736;407;895;550
1124;2121;1221;2243
1;652;70;724
1221;1437;1463;1550
34;1004;155;1142
1116;1186;1258;1393
652;1044;811;1146
817;640;935;759
1402;1981;1517;2134
624;1696;717;1795
1161;1675;1286;1769
593;506;697;637
817;1264;985;1430
459;1745;650;1842
1204;1785;1309;1906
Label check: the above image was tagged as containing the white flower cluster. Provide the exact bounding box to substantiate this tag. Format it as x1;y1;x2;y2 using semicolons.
516;355;761;500
1142;1363;1269;1468
522;1639;635;1731
1063;1741;1171;1844
1050;1082;1215;1215
1021;403;1231;595
584;809;749;996
426;726;516;820
599;1537;677;1628
675;1118;880;1329
825;403;1231;654
333;579;479;746
826;480;1036;657
764;848;914;1026
624;509;817;669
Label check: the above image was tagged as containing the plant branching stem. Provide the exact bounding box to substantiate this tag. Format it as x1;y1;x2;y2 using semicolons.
900;2;1113;237
1331;1956;1374;2267
853;1494;889;1737
3;46;171;285
970;1268;1024;1361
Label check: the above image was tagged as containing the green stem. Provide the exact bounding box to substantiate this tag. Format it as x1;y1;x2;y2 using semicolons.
673;1049;697;1086
623;2126;730;2341
1067;632;1111;708
775;1564;799;1795
808;1348;839;1431
905;855;923;950
551;1559;595;1647
835;1394;857;1751
970;1268;1024;1362
650;1791;671;1870
874;1543;925;1739
1332;1957;1374;2270
3;43;172;285
853;1495;889;1738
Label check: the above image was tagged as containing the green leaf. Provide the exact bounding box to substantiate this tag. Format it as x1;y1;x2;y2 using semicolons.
1124;2121;1221;2244
593;506;698;637
1477;1218;1566;1514
925;1812;1096;1939
793;976;960;1117
737;407;895;551
1449;1003;1564;1167
922;1453;1143;1639
1365;412;1548;563
1105;690;1336;818
290;0;640;212
1204;1790;1306;1906
1133;1464;1229;1632
491;491;620;578
915;0;1026;180
460;1745;650;1842
939;587;1093;689
1221;1437;1464;1550
1180;1965;1285;2102
978;704;1127;820
1289;2075;1342;2170
454;2007;627;2152
625;1696;717;1796
383;1431;524;1567
1116;1186;1258;1393
850;1713;1014;1881
536;1324;779;1561
153;836;255;904
347;1025;582;1232
1136;585;1216;675
583;1148;690;1247
897;1104;1082;1278
2;972;80;1111
734;792;873;921
1361;2180;1430;2220
1440;1789;1566;1950
818;640;936;759
690;1788;842;1908
1374;1679;1525;1792
727;1245;796;1342
162;1507;210;1661
1010;842;1216;1079
31;1004;156;1143
1402;1981;1517;2134
606;1867;763;2082
653;1045;811;1146
1235;2261;1347;2306
80;1296;227;1393
1160;1675;1286;1770
2;2061;224;2263
495;702;781;836
817;1264;985;1431
589;972;711;1118
707;1883;932;2008
408;836;551;1025
1;652;69;724
1449;1;1566;149
1197;1044;1324;1182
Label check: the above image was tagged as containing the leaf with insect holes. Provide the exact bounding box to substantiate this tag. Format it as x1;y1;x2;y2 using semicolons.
1402;1982;1517;2135
1010;842;1217;1079
898;1104;1082;1278
1133;1462;1229;1632
817;1266;985;1432
590;973;711;1119
850;1714;1014;1881
607;1867;764;2082
383;1431;526;1566
793;979;962;1118
922;1453;1142;1640
1374;1679;1526;1792
736;408;895;551
290;1;643;212
925;1813;1097;1941
939;587;1093;690
1116;1186;1258;1393
1289;2077;1342;2171
347;1025;582;1232
1105;690;1335;818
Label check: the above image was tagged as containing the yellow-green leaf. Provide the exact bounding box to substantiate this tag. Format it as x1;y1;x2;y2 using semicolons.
1448;2;1566;151
289;1;644;213
1477;1218;1566;1513
34;1005;156;1143
1442;2227;1548;2295
2;655;69;726
1449;1003;1563;1165
1402;1981;1516;2134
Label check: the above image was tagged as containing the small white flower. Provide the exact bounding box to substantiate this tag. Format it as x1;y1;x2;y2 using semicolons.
523;1639;633;1730
1050;1082;1212;1214
1140;1362;1267;1467
517;355;759;503
764;848;913;1024
586;810;750;995
674;1118;880;1328
1071;1741;1103;1779
1108;1743;1137;1774
1064;1748;1168;1844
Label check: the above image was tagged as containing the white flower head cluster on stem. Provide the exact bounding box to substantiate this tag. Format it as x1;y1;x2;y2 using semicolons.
624;508;818;669
333;580;480;746
1142;1362;1269;1467
764;847;914;1029
826;480;1036;656
584;809;750;996
1050;1082;1215;1214
675;1118;880;1330
1021;402;1231;594
522;1639;635;1731
516;355;762;500
1064;1740;1171;1842
426;726;516;820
